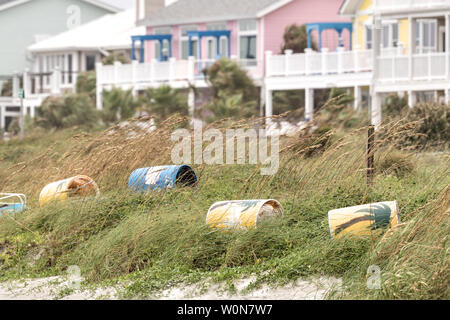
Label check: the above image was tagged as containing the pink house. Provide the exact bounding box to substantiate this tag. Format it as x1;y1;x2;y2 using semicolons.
136;0;351;66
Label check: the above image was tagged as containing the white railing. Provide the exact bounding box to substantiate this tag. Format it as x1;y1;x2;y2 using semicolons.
375;0;449;11
377;52;449;82
266;48;373;78
97;57;264;90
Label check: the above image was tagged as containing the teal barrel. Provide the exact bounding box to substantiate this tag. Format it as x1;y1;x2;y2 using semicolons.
128;165;197;192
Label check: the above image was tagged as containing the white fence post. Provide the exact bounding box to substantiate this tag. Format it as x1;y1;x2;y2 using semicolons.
265;51;273;77
113;61;121;86
321;48;329;75
305;48;312;76
353;45;360;73
284;49;293;76
52;67;61;94
428;51;432;81
95;62;103;110
131;59;138;98
169;57;176;83
187;56;195;82
12;72;19;98
337;47;344;74
150;59;157;83
23;69;30;99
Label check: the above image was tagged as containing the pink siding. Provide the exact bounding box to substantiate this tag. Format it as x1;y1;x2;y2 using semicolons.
264;0;351;54
143;0;350;62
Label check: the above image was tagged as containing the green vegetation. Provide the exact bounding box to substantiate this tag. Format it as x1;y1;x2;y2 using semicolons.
200;59;259;122
140;86;189;123
281;24;316;54
0;107;448;299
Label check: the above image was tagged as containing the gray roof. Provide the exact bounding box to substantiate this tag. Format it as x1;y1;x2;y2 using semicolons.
0;0;16;6
139;0;286;27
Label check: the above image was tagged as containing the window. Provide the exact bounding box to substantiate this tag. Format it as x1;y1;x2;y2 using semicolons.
365;23;399;50
180;25;199;59
365;26;373;49
206;23;228;59
238;19;257;65
415;19;437;53
86;55;96;71
154;27;171;60
381;23;399;48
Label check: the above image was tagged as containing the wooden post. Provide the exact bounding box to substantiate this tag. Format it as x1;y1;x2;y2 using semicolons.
367;125;375;186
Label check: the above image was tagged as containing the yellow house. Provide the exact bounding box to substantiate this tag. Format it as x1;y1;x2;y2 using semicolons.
340;0;448;55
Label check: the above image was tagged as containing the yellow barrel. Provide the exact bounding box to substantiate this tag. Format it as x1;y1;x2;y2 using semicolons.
206;199;283;230
39;175;100;207
328;201;400;239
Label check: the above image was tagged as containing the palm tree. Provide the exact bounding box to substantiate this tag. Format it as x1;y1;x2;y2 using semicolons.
281;24;317;54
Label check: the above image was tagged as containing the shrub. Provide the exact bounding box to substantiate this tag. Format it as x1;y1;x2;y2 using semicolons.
76;71;96;102
383;94;408;117
200;59;259;122
204;58;258;104
377;151;415;178
140;86;189;122
397;103;450;150
101;88;138;124
273;90;305;122
102;53;130;65
200;92;257;123
36;93;99;129
1;79;12;96
281;24;316;53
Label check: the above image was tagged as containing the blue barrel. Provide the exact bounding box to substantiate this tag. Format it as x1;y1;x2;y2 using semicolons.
0;203;26;217
128;165;197;192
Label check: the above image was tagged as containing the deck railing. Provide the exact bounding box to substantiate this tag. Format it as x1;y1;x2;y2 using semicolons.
266;48;373;78
375;0;449;11
377;52;450;82
96;57;264;88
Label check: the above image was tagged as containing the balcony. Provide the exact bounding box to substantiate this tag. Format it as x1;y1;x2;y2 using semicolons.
375;0;449;13
96;57;264;91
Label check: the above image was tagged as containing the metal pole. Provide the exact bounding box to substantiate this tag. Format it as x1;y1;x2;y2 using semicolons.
20;90;24;141
367;125;375;186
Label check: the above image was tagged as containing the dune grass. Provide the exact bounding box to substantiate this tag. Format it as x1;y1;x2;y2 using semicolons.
0;114;448;299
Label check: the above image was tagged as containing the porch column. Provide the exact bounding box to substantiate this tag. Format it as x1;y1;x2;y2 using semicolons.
305;88;314;121
354;86;362;110
446;14;450;79
0;105;5;130
445;88;450;104
260;84;266;117
72;52;79;90
188;89;195;118
265;88;273;124
95;62;103;110
12;72;19;98
408;90;416;108
131;39;136;61
23;69;30;98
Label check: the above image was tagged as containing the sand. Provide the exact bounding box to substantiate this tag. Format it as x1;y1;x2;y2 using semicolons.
0;275;341;300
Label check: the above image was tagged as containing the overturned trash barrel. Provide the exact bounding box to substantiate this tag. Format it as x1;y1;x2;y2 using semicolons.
0;193;27;216
39;175;100;207
206;199;283;230
328;201;400;239
128;165;197;192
